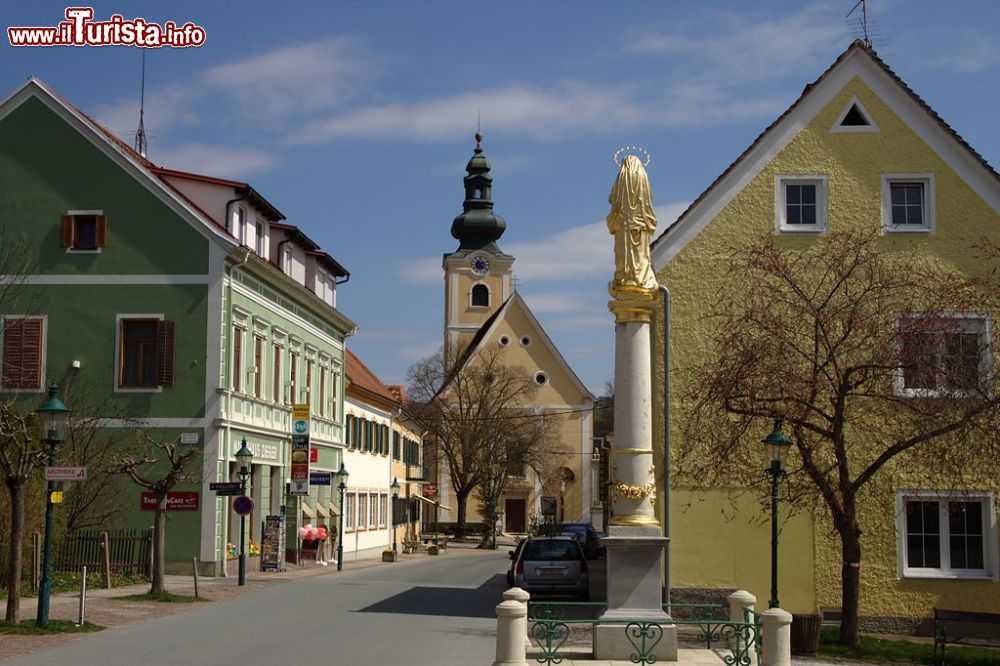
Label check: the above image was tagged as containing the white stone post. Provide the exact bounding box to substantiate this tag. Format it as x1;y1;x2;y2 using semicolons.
728;590;757;666
760;608;792;666
503;587;532;652
494;598;528;666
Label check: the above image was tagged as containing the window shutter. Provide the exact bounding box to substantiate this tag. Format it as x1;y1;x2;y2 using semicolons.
2;319;23;386
61;215;74;248
96;214;108;248
20;319;43;389
156;320;175;387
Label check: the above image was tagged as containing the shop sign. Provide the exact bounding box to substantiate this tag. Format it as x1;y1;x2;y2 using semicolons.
140;491;200;511
292;403;310;436
423;484;437;498
254;443;279;461
179;432;200;444
309;471;331;486
310;447;319;463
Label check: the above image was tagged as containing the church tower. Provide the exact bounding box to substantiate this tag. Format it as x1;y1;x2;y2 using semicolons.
443;133;514;358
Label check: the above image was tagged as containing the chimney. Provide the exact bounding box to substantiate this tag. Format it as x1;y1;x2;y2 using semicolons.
387;384;407;405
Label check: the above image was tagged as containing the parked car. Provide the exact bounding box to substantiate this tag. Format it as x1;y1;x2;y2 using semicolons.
559;522;604;559
506;539;526;586
513;536;589;599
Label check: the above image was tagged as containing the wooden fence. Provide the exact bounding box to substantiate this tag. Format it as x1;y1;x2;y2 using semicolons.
55;528;152;578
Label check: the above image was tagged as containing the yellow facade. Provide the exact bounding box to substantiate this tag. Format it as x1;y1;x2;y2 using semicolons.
653;45;1000;621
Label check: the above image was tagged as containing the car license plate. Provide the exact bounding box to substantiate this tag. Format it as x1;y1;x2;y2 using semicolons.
537;567;565;576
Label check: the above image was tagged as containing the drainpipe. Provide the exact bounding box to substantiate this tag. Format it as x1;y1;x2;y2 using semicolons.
659;284;671;611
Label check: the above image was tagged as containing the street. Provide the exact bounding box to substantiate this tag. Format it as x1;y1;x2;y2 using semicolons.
4;549;510;666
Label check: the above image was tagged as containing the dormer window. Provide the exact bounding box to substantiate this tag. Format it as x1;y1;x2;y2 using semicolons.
255;221;265;257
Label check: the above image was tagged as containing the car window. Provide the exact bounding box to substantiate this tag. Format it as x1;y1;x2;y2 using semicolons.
522;540;581;561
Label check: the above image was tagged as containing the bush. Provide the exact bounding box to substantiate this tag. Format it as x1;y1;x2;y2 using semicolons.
424;522;489;536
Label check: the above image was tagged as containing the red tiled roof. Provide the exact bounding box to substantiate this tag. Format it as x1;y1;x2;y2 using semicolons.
345;349;398;404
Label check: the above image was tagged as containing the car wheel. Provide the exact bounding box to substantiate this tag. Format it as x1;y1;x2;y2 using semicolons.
506;571;514;587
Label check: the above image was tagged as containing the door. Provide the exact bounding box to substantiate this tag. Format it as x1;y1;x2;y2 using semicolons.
505;498;526;533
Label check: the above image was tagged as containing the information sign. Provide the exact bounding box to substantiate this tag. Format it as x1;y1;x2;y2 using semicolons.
44;466;87;481
210;481;242;496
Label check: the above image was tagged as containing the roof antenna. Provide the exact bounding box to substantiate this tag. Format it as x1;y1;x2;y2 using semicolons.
847;0;871;48
134;50;148;158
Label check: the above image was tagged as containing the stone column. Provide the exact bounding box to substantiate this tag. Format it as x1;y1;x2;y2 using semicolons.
494;598;528;666
729;590;758;666
761;608;792;666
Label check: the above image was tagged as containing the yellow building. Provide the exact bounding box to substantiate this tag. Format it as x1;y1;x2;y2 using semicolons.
435;134;596;535
650;41;1000;629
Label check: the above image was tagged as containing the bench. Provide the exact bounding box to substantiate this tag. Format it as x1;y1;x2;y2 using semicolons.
934;608;1000;663
402;540;419;554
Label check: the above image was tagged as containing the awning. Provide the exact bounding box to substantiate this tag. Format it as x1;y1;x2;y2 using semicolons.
414;494;452;512
301;500;316;518
316;504;330;518
329;503;340;516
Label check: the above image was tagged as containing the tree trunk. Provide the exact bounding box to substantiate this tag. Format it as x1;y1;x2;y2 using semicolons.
4;476;25;623
150;495;167;595
838;523;863;646
455;490;470;539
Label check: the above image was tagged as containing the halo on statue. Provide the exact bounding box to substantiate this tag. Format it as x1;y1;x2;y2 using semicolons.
613;145;651;168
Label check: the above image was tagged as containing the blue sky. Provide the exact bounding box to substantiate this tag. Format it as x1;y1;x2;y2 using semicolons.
3;1;998;393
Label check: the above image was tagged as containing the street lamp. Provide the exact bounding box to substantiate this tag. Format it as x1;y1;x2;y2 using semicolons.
35;383;70;627
559;479;567;524
235;438;253;587
336;462;349;571
390;477;400;555
762;416;791;609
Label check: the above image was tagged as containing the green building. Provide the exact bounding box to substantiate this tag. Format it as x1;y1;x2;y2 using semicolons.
0;78;355;574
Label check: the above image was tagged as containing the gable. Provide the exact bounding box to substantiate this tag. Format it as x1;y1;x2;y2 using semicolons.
651;43;1000;270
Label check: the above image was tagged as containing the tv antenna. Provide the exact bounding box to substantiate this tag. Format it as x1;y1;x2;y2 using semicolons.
847;0;872;48
134;50;148;158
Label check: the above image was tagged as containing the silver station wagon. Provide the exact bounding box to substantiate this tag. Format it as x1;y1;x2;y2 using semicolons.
513;536;589;599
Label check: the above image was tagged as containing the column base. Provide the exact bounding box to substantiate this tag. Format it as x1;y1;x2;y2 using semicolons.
593;621;678;661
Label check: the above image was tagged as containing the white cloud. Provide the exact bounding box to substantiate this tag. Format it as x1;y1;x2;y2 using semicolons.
91;84;201;138
926;31;1000;73
203;36;377;123
151;143;277;179
397;201;687;285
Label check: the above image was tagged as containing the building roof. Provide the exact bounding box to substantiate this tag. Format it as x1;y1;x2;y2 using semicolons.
650;40;1000;266
345;349;399;406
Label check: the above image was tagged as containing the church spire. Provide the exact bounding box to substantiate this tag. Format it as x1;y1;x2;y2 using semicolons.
450;132;506;253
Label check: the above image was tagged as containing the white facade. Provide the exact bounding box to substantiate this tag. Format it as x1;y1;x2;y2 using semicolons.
341;395;393;560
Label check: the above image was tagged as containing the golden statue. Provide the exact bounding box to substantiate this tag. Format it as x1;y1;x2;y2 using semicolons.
607;154;658;299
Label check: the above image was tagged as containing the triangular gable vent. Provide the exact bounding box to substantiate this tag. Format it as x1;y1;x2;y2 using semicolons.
831;95;879;133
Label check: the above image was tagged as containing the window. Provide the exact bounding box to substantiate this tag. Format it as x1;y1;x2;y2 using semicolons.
319;366;326;417
379;494;388;527
369;493;378;528
289;351;298;404
61;212;107;251
345;493;356;531
897;491;996;579
775;176;827;232
471;283;489;307
541;497;557;518
255;221;265;256
358;494;368;530
534;371;549;386
830;96;879;133
271;343;282;403
498;335;510;347
253;336;264;398
119;318;174;389
331;372;339;420
895;314;991;397
305;359;313;404
1;317;44;390
232;326;244;393
882;174;935;232
520;335;532;347
393;431;401;460
235;206;247;244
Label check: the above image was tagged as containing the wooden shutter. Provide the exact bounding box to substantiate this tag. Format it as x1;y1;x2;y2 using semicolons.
2;318;42;389
60;215;74;248
156;320;175;387
96;214;108;248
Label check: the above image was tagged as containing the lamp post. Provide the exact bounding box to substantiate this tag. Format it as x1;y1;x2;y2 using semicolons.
235;438;253;587
762;417;791;609
336;462;349;571
559;479;566;524
35;383;70;628
390;477;400;555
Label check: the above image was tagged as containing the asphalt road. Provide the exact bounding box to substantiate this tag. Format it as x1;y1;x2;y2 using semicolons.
5;549;510;666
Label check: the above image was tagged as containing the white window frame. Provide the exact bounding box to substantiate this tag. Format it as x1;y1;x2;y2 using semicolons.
895;489;997;580
369;492;379;528
894;312;993;398
829;95;880;133
882;174;935;233
775;175;828;233
358;493;368;531
379;493;388;528
345;492;356;531
0;315;47;392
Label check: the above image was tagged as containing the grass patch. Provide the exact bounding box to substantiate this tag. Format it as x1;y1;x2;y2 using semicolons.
118;590;206;603
1;571;142;599
819;628;1000;665
0;620;104;635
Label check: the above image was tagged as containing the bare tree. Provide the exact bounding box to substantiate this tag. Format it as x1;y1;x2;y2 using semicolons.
678;230;1000;646
408;346;551;538
116;433;198;595
0;404;41;623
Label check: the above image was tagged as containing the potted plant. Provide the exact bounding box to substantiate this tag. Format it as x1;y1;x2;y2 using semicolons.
382;548;397;562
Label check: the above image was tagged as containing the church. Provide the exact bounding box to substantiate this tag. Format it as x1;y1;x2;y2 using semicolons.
435;133;597;534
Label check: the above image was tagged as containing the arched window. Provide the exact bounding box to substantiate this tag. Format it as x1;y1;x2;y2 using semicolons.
471;283;489;307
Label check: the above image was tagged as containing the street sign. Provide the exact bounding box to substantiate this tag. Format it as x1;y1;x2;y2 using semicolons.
233;495;254;516
288;480;308;495
140;492;200;511
49;490;64;504
44;466;87;481
309;471;331;486
210;481;242;496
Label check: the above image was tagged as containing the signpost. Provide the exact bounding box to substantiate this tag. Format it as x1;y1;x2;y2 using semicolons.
210;481;242;496
44;466;87;481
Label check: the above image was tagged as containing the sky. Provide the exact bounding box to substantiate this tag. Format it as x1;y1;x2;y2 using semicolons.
2;1;998;393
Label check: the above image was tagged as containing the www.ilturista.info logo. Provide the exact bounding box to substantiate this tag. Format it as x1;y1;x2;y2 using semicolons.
8;7;206;48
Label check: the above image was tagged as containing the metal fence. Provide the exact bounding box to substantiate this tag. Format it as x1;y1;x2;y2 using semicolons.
55;528;153;578
527;601;761;666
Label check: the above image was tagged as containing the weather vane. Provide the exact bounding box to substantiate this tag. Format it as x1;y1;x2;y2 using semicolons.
613;145;651;168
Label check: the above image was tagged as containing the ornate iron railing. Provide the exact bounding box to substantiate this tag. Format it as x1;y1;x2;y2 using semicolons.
526;601;760;666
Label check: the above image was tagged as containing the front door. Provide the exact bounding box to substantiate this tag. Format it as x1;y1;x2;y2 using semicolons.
504;498;526;533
